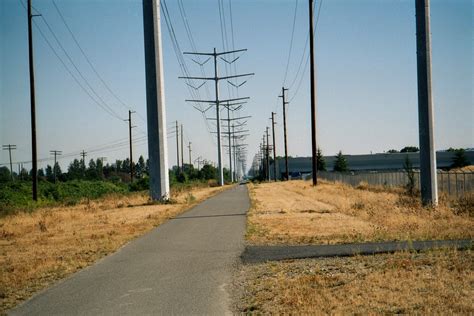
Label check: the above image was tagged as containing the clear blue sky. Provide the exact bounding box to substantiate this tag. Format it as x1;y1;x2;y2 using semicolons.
1;0;472;172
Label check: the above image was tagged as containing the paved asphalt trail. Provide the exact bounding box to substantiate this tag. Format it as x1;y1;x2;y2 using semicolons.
10;185;249;316
242;239;472;263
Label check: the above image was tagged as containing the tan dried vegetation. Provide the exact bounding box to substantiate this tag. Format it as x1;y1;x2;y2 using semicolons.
247;180;473;245
0;185;226;313
235;249;474;314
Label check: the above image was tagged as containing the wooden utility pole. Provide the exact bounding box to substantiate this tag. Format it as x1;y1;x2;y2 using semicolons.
271;112;277;181
49;150;62;183
2;144;17;181
126;110;136;182
279;87;289;180
309;0;318;186
415;0;438;205
80;150;87;178
28;0;40;200
180;124;184;171
175;120;180;170
142;0;170;200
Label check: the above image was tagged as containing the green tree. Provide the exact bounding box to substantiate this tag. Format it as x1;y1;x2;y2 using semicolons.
200;164;217;180
45;165;54;182
86;159;100;180
0;166;10;183
316;148;326;171
387;149;399;153
451;148;470;168
400;146;419;153
136;155;146;178
333;151;348;172
37;168;45;179
54;162;65;182
68;159;83;180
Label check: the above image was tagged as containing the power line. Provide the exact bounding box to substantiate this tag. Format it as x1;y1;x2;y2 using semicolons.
282;0;299;86
288;0;323;103
18;0;124;121
161;0;216;145
51;0;141;119
38;12;125;120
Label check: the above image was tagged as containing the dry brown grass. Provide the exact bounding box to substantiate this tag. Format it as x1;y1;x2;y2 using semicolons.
234;249;474;314
0;185;227;313
247;180;474;245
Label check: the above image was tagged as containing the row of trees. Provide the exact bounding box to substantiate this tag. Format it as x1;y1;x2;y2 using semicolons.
316;149;348;172
0;154;227;184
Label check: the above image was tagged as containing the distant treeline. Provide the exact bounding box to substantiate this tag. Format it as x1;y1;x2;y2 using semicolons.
0;154;234;186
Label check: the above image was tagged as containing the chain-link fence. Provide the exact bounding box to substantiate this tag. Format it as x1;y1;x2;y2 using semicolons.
317;170;474;198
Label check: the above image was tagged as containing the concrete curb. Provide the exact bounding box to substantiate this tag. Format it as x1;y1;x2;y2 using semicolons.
241;239;472;264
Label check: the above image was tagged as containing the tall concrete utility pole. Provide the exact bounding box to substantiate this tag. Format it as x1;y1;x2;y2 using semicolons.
2;144;17;181
50;150;62;183
28;0;40;200
175;121;180;170
415;0;438;205
309;0;318;186
266;127;270;181
279;87;289;180
226;106;233;182
180;48;253;186
232;124;236;181
125;110;136;182
180;124;184;171
271;112;277;181
188;142;192;166
142;0;170;200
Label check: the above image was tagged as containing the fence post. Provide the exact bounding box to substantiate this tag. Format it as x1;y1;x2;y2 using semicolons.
455;172;458;198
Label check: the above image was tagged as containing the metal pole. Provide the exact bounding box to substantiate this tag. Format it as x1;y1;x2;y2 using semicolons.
415;0;438;205
142;0;170;200
28;0;38;200
188;142;192;166
271;112;277;181
227;105;233;182
266;127;270;181
214;48;224;186
309;0;318;186
232;124;237;180
282;87;289;180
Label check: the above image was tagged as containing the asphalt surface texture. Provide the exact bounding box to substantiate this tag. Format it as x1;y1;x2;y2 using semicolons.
241;239;473;264
10;185;249;316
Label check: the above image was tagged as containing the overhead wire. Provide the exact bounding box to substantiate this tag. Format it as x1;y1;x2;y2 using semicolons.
288;0;323;103
282;0;299;87
51;0;146;124
38;12;125;120
18;0;125;121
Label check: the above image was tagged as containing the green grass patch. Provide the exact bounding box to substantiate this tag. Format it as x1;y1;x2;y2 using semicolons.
0;180;127;216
